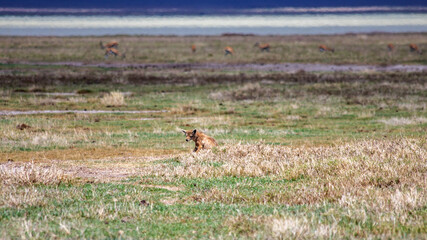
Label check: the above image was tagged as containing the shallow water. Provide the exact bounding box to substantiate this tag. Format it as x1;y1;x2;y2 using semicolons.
1;13;426;36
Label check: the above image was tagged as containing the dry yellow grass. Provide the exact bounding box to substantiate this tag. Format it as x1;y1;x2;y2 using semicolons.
100;91;126;107
0;162;66;186
378;117;427;126
271;216;338;239
141;138;426;205
0;147;182;163
0;138;425;239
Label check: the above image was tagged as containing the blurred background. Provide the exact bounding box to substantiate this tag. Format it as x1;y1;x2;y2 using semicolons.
0;0;426;36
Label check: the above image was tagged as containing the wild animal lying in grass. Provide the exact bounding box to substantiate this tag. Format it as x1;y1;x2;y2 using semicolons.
182;129;218;152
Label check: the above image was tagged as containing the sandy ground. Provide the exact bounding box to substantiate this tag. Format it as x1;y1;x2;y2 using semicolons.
2;61;427;72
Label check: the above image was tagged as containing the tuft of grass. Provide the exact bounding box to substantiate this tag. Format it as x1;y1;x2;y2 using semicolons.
271;216;338;239
0;162;66;186
100;91;126;107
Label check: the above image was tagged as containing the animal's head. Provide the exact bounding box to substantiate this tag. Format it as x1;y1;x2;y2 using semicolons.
182;129;197;142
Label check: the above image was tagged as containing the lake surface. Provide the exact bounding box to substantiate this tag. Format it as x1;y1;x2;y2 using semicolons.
0;13;426;36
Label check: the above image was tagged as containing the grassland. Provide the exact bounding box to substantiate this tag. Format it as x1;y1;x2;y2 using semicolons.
0;33;426;65
1;33;427;239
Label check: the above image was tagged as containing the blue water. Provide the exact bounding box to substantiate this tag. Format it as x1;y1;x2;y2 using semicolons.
0;13;426;36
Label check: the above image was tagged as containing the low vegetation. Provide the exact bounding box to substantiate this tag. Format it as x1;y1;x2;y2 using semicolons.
0;139;426;239
0;33;426;239
100;91;126;107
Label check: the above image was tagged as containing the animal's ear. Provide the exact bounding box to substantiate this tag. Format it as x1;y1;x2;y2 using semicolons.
182;130;186;134
192;129;197;134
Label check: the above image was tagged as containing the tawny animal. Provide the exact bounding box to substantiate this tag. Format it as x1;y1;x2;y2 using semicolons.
182;129;218;152
318;45;334;53
100;41;119;49
224;46;234;56
387;43;395;51
191;44;197;53
104;48;125;59
409;43;422;54
254;42;270;52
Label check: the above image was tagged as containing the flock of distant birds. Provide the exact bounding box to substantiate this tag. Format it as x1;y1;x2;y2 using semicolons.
100;40;423;59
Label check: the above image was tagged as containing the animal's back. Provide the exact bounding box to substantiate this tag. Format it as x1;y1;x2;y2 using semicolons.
198;132;217;149
201;134;218;148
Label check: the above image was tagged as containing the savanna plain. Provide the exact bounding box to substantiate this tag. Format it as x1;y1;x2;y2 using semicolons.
0;33;427;239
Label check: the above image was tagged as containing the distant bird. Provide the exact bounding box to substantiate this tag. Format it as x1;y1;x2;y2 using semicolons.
387;43;395;52
100;41;119;49
254;42;270;52
318;45;335;53
191;44;197;53
409;43;422;54
105;48;125;59
224;46;234;56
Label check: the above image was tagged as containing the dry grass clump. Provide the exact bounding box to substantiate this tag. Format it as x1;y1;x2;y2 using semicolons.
0;186;49;208
100;91;126;107
0;162;66;186
142;138;427;205
378;117;427;126
209;83;277;101
271;216;338;239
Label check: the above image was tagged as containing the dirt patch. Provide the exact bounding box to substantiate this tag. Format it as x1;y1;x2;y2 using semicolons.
62;166;137;181
0;147;185;182
0;147;183;163
51;154;183;182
